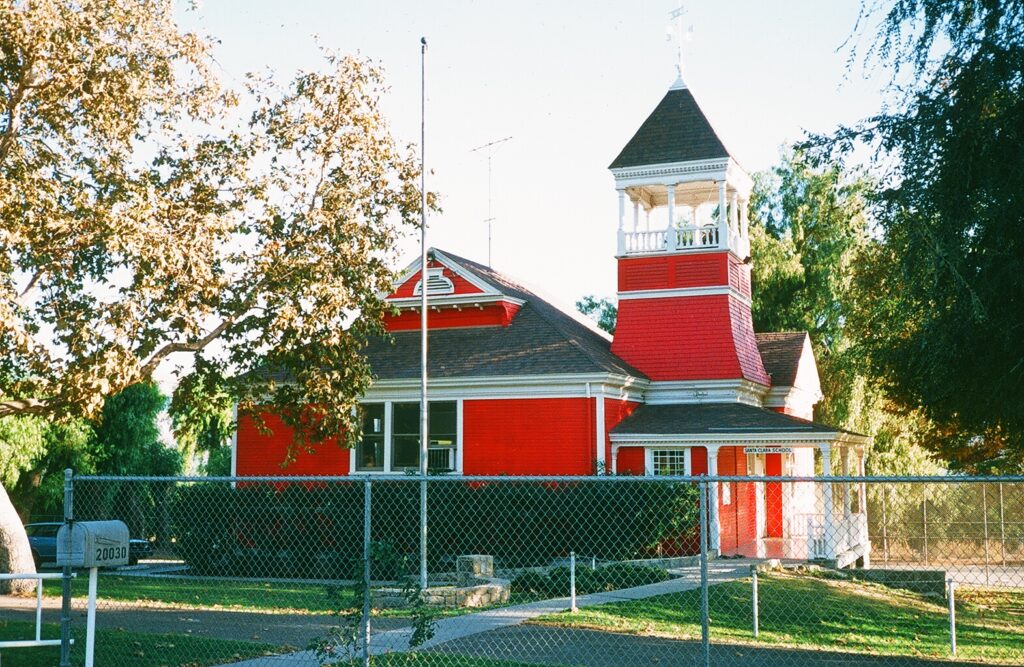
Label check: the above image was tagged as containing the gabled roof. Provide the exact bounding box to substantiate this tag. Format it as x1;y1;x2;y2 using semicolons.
610;403;865;439
609;87;731;170
360;250;647;381
755;332;810;388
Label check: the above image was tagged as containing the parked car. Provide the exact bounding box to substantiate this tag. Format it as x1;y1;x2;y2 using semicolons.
25;522;152;567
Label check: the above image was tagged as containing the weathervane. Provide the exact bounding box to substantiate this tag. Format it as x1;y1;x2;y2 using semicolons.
666;3;693;85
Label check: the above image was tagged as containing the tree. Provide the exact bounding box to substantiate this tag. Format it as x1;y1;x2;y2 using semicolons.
575;296;617;334
168;358;233;473
0;0;422;589
820;0;1024;468
748;149;874;432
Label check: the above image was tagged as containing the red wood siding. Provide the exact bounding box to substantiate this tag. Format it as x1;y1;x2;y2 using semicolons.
463;398;594;475
618;253;729;292
616;447;646;475
728;255;752;298
612;294;746;381
389;261;484;298
383;302;520;331
691;447;708;475
604;398;641;467
235;412;349;476
730;297;771;385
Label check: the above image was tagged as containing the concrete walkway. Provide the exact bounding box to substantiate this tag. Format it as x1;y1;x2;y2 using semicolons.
225;559;753;666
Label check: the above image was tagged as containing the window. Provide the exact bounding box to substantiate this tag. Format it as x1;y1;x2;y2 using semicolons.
355;404;385;471
357;400;458;473
652;449;687;476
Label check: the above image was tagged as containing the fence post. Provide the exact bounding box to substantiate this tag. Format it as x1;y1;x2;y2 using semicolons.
882;486;889;564
569;551;577;613
699;479;710;667
982;483;990;586
947;578;957;656
751;565;759;638
420;478;428;589
60;468;74;667
361;479;372;667
923;495;929;565
999;483;1006;567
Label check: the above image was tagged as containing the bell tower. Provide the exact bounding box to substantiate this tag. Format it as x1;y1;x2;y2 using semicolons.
608;77;769;392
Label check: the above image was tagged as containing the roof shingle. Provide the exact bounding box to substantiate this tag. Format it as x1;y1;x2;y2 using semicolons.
609;87;731;170
755;332;808;387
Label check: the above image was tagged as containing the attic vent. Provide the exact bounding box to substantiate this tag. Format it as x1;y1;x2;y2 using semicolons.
414;268;455;296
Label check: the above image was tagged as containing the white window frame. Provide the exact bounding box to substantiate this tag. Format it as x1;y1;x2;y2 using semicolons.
644;447;692;476
351;399;462;474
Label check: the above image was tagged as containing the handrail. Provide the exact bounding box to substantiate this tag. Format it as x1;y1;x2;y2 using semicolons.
0;571;75;649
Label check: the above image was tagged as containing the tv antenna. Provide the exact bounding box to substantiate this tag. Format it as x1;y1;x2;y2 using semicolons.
470;135;513;267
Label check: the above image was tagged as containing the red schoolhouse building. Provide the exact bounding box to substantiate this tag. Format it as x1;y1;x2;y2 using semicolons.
233;76;871;565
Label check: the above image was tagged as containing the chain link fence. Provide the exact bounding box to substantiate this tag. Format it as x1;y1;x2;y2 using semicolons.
1;474;1022;666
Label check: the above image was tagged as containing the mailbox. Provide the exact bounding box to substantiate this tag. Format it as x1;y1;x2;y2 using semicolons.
57;520;130;568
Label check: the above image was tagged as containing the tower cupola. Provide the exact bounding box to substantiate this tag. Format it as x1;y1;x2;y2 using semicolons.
610;79;752;259
609;80;769;392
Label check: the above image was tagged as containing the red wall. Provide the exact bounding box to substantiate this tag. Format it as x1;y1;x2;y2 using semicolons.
617;447;646;475
463;398;595;475
613;294;744;381
235;412;350;476
618;253;729;292
604;398;641;467
383;302;520;331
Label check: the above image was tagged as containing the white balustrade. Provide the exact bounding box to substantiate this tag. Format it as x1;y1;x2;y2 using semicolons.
621;225;722;255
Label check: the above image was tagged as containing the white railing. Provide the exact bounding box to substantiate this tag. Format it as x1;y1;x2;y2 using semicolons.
0;572;73;649
799;512;869;561
621;229;668;254
620;225;724;255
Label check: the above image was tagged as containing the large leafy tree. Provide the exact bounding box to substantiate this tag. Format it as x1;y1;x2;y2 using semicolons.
748;150;874;431
0;0;421;590
823;0;1024;469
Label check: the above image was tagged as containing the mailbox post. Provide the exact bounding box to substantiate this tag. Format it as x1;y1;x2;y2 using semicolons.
57;520;130;667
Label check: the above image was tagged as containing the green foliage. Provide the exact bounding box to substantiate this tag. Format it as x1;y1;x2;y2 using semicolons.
93;382;180;476
575;296;617;334
820;0;1024;470
169;357;233;467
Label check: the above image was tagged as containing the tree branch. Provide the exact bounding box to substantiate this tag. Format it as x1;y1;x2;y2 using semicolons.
138;313;244;378
0;397;56;418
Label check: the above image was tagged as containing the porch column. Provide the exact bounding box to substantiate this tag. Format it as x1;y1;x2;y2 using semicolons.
730;191;739;236
717;181;728;249
666;184;677;251
707;444;721;554
617;189;626;255
857;447;867;514
842;445;852;518
632;199;640;232
611;445;619;475
820;443;835;560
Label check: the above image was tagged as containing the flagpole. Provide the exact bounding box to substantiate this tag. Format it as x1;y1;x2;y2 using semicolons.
418;35;429;591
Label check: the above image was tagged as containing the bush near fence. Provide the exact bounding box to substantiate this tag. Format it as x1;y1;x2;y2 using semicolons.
168;480;700;578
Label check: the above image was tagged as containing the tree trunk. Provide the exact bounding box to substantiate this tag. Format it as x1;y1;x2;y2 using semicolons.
0;482;37;595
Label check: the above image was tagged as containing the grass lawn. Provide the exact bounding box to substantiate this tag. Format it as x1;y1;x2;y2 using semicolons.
530;570;1024;664
0;620;283;666
41;574;498;618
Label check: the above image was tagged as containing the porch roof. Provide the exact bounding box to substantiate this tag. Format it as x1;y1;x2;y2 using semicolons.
610;403;865;439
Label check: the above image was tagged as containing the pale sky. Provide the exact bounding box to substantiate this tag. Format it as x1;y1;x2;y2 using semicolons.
177;0;885;313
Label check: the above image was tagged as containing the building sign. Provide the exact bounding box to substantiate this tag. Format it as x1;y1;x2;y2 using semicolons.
743;446;794;455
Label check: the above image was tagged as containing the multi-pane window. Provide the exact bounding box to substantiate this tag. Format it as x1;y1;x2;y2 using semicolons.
358;401;458;472
355;404;385;471
652;449;687;476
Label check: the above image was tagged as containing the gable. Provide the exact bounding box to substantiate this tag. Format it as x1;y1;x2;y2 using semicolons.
388;261;485;299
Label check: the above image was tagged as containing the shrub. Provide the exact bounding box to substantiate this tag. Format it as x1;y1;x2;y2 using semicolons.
169;480;699;578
